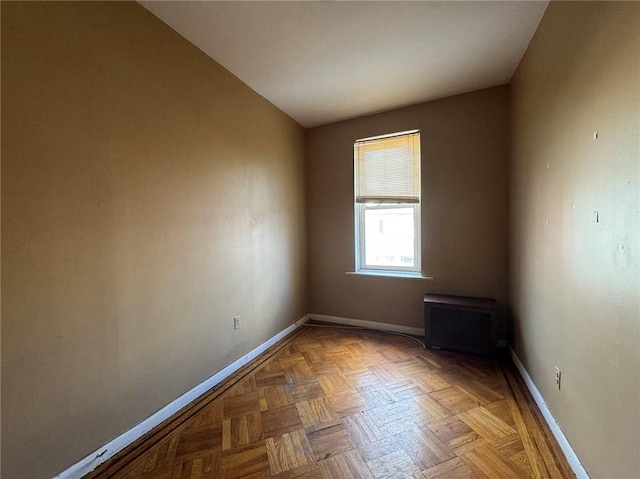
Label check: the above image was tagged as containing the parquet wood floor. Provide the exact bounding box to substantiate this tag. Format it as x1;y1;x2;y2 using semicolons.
89;324;575;479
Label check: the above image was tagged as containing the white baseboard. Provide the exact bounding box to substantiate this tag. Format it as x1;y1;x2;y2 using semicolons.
510;347;589;479
308;313;424;337
52;315;309;479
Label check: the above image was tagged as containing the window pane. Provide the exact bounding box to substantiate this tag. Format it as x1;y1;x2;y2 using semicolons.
364;207;415;268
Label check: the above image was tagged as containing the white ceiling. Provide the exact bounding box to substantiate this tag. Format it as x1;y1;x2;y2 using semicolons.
140;1;548;128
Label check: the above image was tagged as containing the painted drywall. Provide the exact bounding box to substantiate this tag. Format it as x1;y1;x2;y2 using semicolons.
306;87;509;331
510;2;639;477
1;2;306;478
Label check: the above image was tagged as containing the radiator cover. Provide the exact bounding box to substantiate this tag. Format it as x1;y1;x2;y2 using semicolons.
424;294;498;357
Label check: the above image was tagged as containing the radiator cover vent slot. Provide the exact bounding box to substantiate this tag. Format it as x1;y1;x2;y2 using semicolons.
431;307;491;351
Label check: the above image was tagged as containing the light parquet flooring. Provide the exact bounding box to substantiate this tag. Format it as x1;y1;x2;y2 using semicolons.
90;325;575;479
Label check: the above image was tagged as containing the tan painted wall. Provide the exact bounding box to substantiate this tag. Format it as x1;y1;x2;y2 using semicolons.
510;2;640;477
306;87;509;330
1;3;306;478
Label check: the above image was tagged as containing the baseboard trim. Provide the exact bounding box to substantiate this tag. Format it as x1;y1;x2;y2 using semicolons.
510;347;589;479
52;315;309;479
308;313;424;337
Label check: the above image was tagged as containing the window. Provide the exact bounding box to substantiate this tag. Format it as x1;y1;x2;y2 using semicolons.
354;130;421;274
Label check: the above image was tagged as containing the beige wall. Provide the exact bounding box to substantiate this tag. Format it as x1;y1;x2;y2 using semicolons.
1;3;306;478
510;2;640;477
306;87;509;331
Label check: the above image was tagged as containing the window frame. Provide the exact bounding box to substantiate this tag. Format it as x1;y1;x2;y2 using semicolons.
355;202;421;274
354;130;422;276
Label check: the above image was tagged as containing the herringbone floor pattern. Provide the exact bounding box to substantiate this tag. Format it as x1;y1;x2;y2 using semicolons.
94;324;574;478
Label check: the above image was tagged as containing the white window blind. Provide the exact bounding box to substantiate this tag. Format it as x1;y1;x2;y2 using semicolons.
355;131;420;204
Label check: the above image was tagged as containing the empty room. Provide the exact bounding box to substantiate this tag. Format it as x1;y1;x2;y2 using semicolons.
2;1;638;478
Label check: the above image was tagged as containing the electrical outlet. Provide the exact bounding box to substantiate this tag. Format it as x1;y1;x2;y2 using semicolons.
233;315;241;330
554;366;561;389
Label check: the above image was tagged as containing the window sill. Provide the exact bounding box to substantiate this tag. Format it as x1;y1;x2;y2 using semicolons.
345;271;434;280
